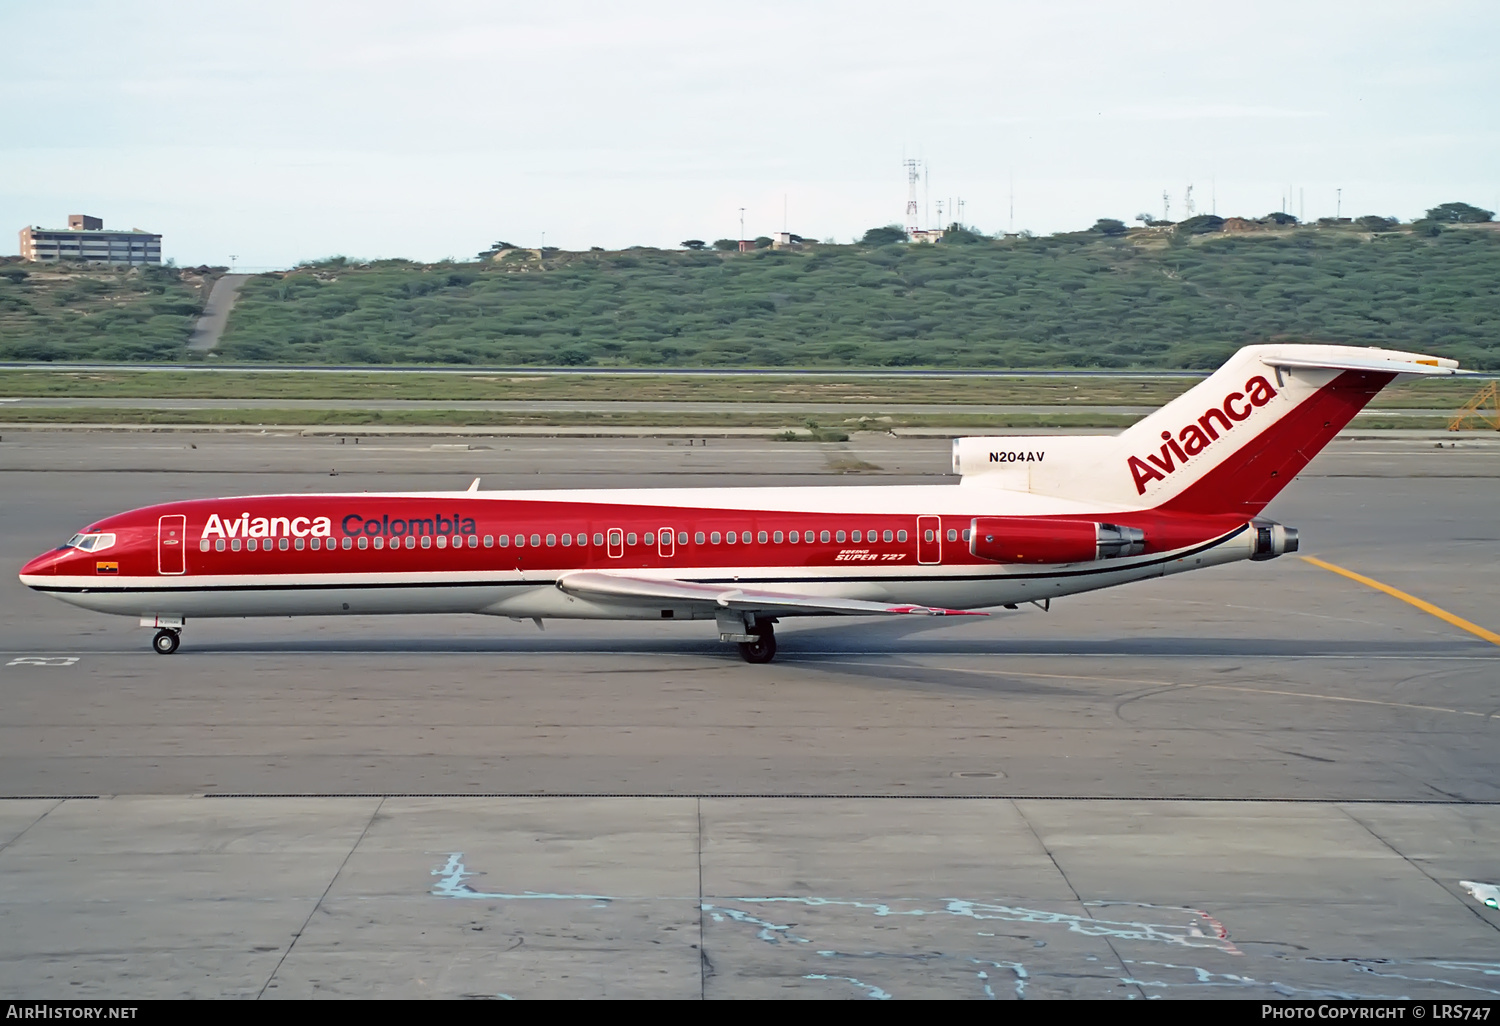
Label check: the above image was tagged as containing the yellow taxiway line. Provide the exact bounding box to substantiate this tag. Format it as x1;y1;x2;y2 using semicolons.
1300;555;1500;647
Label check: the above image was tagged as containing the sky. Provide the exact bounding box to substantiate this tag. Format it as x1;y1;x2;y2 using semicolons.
3;1;1496;268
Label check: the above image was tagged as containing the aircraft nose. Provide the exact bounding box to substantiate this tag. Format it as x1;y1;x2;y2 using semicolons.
20;550;63;578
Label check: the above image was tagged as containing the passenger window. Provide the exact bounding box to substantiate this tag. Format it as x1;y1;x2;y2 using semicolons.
851;531;861;543
947;529;957;542
962;528;971;542
789;531;799;543
594;533;604;546
773;531;783;544
576;533;586;546
216;539;226;552
560;533;572;546
295;537;305;550
437;536;448;549
725;531;735;545
232;539;242;552
883;530;893;543
530;534;540;547
499;534;509;546
374;536;385;550
248;539;259;552
357;537;368;550
422;536;432;549
897;530;908;542
924;529;934;543
758;531;768;544
626;533;637;546
342;537;352;550
405;536;415;549
695;532;706;544
484;535;494;548
835;530;846;543
741;531;751;544
279;538;289;551
710;531;721;544
199;539;209;552
677;532;688;545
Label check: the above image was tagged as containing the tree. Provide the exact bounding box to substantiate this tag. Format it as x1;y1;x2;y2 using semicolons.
753;236;774;249
943;224;987;244
1426;201;1494;223
712;239;738;251
1264;212;1298;225
680;239;706;250
1091;218;1129;236
860;225;907;246
1355;215;1399;231
1176;214;1224;235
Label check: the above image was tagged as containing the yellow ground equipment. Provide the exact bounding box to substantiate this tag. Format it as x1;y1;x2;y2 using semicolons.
1448;381;1500;431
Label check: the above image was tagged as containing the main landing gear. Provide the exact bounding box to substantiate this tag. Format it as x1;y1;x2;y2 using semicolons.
737;621;776;664
152;629;181;655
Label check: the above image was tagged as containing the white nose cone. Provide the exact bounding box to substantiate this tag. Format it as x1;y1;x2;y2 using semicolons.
1460;880;1500;909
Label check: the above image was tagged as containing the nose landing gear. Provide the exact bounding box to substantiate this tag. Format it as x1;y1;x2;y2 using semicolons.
152;629;181;655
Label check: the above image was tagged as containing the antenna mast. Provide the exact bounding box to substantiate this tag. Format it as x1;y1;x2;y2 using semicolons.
903;159;921;236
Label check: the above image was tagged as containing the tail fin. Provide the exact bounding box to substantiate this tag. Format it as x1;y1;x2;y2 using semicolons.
954;344;1463;516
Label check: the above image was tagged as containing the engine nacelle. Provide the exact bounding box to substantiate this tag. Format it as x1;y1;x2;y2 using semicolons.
969;517;1146;565
1249;520;1299;561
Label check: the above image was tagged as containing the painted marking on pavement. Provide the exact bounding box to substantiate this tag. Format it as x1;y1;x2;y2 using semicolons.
6;656;79;667
1301;555;1500;648
816;660;1500;721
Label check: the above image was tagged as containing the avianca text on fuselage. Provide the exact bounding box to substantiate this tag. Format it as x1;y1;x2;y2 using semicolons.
1127;375;1278;494
200;511;482;541
203;513;333;540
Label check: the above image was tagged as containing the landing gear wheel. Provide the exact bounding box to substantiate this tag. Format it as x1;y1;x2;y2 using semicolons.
152;629;180;655
737;623;776;664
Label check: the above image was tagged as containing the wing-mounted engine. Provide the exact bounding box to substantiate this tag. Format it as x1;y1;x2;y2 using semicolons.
969;516;1145;565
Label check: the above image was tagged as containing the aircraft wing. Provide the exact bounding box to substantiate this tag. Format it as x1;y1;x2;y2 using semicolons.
554;571;985;617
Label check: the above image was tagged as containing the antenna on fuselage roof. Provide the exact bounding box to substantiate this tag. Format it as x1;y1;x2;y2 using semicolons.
468;478;480;492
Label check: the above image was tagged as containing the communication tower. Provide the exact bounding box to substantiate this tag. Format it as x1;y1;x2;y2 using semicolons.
1184;185;1195;217
1162;191;1171;222
903;159;921;235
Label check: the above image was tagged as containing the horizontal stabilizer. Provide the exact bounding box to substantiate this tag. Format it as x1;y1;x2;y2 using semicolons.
555;571;984;617
1260;354;1466;376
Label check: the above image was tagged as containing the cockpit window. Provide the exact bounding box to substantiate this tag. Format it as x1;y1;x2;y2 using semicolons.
65;533;117;553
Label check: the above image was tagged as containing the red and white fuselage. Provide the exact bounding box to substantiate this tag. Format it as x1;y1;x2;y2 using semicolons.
18;344;1464;661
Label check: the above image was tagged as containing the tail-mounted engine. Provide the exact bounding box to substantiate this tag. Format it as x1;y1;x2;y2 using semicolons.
969;517;1146;565
1249;519;1299;561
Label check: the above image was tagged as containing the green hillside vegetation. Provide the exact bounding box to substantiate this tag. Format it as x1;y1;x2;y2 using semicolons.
218;222;1500;371
2;214;1497;370
0;262;216;361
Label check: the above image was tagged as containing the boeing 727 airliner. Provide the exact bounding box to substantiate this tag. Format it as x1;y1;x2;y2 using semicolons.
19;344;1464;662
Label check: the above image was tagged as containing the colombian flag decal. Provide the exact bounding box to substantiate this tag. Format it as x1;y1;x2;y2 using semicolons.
95;562;118;574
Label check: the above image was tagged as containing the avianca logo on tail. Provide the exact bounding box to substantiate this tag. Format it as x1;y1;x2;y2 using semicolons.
1128;376;1279;494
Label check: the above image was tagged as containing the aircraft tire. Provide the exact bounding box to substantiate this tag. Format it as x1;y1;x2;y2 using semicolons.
737;623;776;664
152;629;180;655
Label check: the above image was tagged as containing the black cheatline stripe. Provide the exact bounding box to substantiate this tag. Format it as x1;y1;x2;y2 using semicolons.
27;526;1248;597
